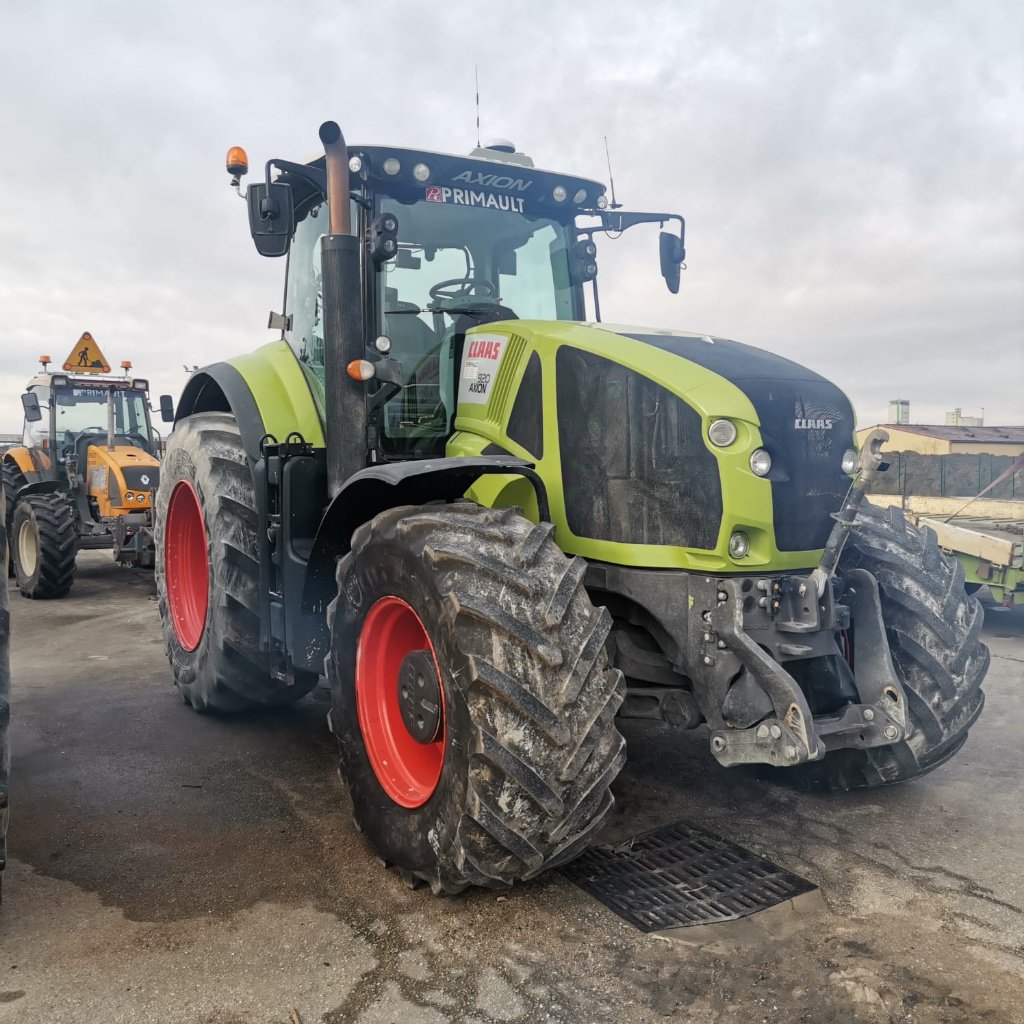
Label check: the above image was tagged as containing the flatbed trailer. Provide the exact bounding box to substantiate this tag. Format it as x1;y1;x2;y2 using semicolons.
869;495;1023;606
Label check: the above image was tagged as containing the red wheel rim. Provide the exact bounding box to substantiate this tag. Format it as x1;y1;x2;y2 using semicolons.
356;597;445;809
165;481;209;652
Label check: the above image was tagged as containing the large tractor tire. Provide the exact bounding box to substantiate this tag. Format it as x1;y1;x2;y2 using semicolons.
327;503;626;894
795;504;988;791
2;462;21;577
0;477;10;898
11;494;77;599
154;412;317;712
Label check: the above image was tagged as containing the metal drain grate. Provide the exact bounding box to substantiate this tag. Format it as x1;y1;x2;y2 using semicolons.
561;821;816;932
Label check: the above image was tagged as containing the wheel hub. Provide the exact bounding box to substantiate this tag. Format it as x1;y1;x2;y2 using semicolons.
17;518;39;577
397;649;442;744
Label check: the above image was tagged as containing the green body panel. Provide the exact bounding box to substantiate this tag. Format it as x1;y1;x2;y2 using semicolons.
226;341;326;447
448;320;846;573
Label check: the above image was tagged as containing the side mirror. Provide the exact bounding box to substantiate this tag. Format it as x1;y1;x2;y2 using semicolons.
21;392;42;423
159;395;175;423
247;181;295;258
659;231;685;294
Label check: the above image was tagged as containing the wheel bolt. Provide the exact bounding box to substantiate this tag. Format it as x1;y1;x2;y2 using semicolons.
711;736;726;752
863;708;874;721
883;725;899;740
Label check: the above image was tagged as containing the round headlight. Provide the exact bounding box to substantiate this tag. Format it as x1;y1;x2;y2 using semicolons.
380;213;398;233
729;531;750;559
573;188;587;204
137;493;146;503
374;335;392;354
348;155;363;173
552;185;568;202
749;449;772;477
413;162;430;182
596;194;609;210
382;157;401;176
125;491;134;502
841;449;858;475
708;419;738;447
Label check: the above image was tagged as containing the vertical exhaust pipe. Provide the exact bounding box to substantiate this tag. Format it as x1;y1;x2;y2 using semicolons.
318;120;364;497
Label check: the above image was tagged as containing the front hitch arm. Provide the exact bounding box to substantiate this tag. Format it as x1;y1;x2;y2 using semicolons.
808;428;889;598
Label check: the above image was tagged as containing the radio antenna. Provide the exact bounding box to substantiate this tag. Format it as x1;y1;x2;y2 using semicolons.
475;66;481;148
604;135;622;209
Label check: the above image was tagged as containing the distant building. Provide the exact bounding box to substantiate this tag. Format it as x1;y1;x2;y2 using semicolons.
945;408;984;427
888;399;910;425
856;424;1024;456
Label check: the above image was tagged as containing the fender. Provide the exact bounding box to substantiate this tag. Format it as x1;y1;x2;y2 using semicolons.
174;363;270;466
174;341;325;466
302;455;548;611
14;480;60;502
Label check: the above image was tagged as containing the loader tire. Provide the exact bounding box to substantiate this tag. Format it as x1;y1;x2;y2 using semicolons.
327;503;626;893
795;504;988;791
155;412;317;713
11;494;77;599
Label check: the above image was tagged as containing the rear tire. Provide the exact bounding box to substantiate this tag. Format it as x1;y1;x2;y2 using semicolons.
11;494;77;599
2;463;21;578
0;474;11;898
327;503;626;893
794;504;988;790
154;412;317;712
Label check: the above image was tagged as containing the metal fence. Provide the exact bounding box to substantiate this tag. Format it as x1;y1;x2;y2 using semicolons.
873;452;1024;499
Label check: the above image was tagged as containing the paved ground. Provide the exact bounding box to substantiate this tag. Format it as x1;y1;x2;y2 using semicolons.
1;551;1022;1024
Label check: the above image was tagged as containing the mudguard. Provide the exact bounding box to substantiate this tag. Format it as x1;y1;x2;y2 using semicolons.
302;455;547;610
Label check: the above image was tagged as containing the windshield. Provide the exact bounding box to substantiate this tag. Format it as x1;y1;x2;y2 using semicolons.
376;196;576;457
53;385;152;449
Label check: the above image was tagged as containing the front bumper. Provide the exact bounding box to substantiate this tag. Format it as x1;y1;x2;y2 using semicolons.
695;568;910;766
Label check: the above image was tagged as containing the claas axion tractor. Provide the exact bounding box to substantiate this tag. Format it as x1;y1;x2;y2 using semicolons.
155;121;988;893
3;345;161;598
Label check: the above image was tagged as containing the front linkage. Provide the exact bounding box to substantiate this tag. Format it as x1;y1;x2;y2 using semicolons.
698;428;905;767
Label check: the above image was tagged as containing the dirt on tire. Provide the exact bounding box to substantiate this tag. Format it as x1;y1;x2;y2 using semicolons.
327;502;627;893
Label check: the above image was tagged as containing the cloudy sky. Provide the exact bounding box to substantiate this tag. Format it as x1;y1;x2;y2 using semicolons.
1;0;1021;434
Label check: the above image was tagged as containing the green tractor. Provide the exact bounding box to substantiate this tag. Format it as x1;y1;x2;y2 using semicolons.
155;122;988;893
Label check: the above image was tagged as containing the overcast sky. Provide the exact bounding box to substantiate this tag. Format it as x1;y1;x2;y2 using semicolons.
1;0;1021;434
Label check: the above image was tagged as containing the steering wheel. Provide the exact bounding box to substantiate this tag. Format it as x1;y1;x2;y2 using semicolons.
428;278;497;304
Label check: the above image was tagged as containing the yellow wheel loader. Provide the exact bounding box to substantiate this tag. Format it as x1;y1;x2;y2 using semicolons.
3;346;162;599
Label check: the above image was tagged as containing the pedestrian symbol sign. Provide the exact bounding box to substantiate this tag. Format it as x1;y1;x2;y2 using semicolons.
62;332;111;374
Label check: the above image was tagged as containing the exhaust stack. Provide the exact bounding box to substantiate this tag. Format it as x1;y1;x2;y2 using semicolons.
318;120;364;497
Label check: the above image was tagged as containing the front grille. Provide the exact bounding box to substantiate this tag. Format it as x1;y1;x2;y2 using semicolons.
751;379;853;551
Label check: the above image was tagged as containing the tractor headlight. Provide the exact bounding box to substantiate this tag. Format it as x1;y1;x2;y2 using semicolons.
382;157;401;176
125;491;134;502
573;188;587;204
841;449;858;475
708;419;738;447
348;155;363;173
728;531;750;559
749;449;772;477
596;194;609;210
137;493;146;503
552;184;568;202
413;162;431;182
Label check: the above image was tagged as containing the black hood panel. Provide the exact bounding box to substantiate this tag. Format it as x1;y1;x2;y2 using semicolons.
623;332;854;552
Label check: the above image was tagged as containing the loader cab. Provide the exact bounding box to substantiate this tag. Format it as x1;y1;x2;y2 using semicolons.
23;375;157;466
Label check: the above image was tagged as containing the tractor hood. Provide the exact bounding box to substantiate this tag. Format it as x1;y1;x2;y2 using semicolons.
588;323;858;553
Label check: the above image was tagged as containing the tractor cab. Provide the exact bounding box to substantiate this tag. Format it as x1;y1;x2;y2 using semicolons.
252;140;685;459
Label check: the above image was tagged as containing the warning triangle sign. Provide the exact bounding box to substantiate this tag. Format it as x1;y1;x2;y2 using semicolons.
62;332;111;374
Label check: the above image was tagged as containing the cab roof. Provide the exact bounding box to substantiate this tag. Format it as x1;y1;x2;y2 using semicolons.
285;144;607;216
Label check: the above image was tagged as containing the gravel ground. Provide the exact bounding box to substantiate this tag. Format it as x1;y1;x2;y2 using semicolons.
1;551;1021;1023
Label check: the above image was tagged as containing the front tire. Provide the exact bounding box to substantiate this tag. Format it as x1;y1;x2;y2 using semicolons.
154;412;316;712
327;503;626;893
797;504;988;790
11;494;76;599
